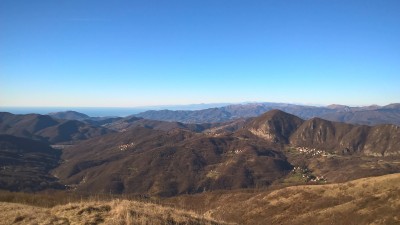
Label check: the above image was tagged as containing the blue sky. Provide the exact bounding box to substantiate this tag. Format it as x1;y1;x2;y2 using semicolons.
1;0;399;107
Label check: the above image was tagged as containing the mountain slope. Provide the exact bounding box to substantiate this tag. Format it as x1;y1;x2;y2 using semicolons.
363;124;400;156
289;118;400;156
245;110;304;143
166;173;400;225
53;127;292;196
289;118;369;154
241;110;400;156
0;135;62;192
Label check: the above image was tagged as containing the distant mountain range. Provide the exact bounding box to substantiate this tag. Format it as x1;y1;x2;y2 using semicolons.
134;102;400;125
44;102;400;126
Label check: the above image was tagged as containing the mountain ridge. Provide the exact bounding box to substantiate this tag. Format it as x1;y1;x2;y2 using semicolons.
134;102;400;125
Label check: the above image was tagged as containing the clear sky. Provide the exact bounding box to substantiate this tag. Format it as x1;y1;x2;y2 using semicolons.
1;0;399;107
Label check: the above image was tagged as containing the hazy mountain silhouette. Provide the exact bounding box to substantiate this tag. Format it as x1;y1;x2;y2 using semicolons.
320;106;400;125
101;116;214;133
0;112;114;144
48;111;90;121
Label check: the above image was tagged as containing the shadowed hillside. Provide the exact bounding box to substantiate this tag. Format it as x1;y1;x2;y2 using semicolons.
0;135;62;192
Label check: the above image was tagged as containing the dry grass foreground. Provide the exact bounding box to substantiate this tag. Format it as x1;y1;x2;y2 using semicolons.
1;173;399;225
0;199;225;225
167;173;400;225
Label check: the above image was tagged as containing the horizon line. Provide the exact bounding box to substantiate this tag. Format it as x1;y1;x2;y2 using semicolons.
1;101;398;109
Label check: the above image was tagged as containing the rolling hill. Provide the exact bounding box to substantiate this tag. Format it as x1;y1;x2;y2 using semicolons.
166;173;400;225
1;173;398;225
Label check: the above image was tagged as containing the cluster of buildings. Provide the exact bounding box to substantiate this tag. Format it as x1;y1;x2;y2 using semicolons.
309;175;327;182
118;142;135;151
231;149;244;154
295;146;327;156
292;166;327;183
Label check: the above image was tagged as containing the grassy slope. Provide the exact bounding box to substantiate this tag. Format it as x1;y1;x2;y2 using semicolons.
1;173;399;225
0;199;225;225
166;173;400;225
